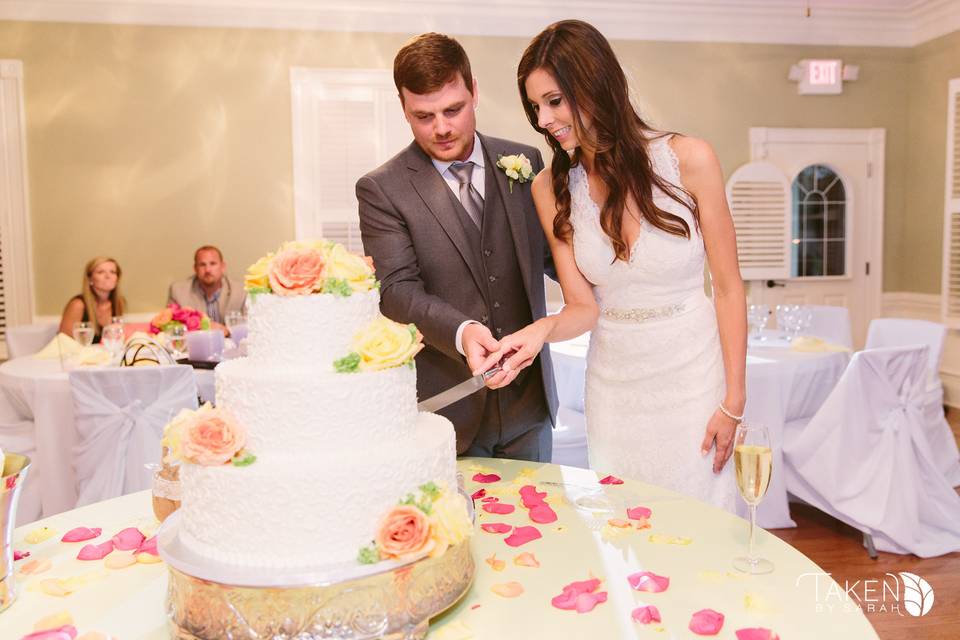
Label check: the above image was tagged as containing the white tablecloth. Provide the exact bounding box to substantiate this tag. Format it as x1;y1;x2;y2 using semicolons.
0;357;215;518
550;332;850;529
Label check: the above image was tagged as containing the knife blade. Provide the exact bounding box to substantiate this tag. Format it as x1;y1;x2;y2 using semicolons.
417;366;502;413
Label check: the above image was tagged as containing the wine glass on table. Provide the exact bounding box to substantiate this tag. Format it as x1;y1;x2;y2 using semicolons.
225;310;247;344
72;321;94;347
101;323;125;360
166;325;187;359
733;422;774;575
747;304;769;342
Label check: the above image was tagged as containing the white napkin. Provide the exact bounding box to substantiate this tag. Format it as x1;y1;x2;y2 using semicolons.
791;336;851;353
75;346;112;366
33;333;82;359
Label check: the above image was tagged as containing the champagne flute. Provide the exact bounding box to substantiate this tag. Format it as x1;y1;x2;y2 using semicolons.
72;321;94;347
733;423;774;575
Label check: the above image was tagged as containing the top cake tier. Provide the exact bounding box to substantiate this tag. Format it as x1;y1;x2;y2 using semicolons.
245;291;381;367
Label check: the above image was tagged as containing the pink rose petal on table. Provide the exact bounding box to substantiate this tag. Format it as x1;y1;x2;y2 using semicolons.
632;605;662;624
18;626;77;640
110;527;145;551
689;609;725;635
472;473;501;483
551;578;606;613
471;488;486;500
77;540;114;560
61;527;102;543
528;503;558;524
483;502;515;515
504;525;541;547
480;496;499;503
518;485;548;507
481;523;512;534
735;629;779;640
628;571;670;593
599;475;623;485
13;550;30;561
627;506;652;520
491;581;525;598
135;535;158;556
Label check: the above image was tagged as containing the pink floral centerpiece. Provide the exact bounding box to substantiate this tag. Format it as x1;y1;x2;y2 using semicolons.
150;303;211;334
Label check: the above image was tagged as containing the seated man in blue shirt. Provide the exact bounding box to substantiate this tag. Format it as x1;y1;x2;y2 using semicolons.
167;245;246;335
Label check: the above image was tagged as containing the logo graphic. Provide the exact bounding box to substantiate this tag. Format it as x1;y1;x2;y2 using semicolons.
899;572;934;617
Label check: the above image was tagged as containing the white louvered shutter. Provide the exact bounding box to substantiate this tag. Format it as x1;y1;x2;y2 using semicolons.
725;161;791;281
290;68;409;243
941;79;960;327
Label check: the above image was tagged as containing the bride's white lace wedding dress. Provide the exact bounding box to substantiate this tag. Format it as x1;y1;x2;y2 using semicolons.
569;135;736;511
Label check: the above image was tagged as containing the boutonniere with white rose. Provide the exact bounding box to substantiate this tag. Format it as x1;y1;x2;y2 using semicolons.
496;154;535;193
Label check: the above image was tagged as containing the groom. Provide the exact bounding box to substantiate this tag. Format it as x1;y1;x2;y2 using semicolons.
356;33;557;462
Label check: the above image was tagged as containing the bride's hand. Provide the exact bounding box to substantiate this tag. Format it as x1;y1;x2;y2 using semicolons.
488;321;551;389
700;409;737;474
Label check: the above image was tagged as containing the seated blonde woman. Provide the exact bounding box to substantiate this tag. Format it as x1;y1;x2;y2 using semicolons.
59;256;127;344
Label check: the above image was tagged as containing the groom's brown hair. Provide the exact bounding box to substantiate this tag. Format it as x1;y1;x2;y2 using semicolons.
394;33;474;101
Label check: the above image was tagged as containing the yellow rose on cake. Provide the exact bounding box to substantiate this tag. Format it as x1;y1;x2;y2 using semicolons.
324;243;377;293
352;316;424;371
427;487;473;557
244;253;273;291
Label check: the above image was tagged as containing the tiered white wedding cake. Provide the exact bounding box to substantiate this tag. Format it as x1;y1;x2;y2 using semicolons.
162;240;471;571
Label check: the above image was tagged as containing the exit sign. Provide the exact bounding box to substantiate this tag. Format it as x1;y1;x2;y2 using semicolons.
799;59;844;95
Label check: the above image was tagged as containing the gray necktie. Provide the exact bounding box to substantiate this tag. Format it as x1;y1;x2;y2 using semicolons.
449;161;484;230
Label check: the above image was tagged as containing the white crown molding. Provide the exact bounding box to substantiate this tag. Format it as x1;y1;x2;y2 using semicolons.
0;1;958;48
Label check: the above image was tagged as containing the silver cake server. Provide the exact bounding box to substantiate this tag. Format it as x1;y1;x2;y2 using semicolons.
417;366;502;412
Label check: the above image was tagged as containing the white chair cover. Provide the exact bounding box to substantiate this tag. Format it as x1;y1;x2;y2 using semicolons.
69;365;198;506
864;318;959;485
783;345;960;557
551;406;588;469
805;305;853;349
0;389;41;525
6;322;59;359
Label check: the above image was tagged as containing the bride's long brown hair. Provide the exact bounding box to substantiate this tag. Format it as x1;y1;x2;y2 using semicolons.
517;20;699;261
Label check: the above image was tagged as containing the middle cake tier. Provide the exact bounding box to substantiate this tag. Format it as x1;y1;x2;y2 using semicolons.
215;358;419;453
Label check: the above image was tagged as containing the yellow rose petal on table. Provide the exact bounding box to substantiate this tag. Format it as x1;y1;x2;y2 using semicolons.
648;534;692;545
485;553;505;572
136;552;162;564
490;581;524;598
513;552;540;568
33;610;74;630
24;527;57;544
35;572;103;597
744;592;781;614
105;553;137;569
19;557;53;575
466;463;496;475
600;524;631;541
607;518;632;528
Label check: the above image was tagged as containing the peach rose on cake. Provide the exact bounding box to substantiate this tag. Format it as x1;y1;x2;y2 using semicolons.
162;404;246;466
375;504;434;560
352;316;424;371
325;243;377;292
268;246;326;295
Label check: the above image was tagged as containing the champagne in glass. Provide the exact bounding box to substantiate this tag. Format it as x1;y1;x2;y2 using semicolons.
733;423;774;574
72;321;94;347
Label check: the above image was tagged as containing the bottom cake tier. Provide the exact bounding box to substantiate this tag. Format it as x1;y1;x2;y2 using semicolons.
176;412;457;570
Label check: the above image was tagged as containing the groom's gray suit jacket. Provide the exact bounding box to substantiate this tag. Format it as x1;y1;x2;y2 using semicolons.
356;133;558;453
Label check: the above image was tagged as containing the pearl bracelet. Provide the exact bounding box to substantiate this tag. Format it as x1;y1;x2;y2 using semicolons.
718;402;744;423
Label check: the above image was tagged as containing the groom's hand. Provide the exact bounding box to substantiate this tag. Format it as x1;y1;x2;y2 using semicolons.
462;323;505;388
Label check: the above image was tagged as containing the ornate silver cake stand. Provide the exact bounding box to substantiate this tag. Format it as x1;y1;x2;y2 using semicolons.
158;512;475;640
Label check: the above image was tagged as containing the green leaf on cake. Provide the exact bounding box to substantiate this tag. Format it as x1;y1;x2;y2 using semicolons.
357;544;379;564
419;481;440;501
322;277;353;297
246;286;271;296
333;352;361;373
231;451;257;467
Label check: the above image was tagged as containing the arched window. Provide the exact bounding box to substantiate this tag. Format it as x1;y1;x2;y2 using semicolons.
791;164;846;277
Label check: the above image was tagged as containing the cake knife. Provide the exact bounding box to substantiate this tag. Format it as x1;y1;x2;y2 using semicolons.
417;366;502;412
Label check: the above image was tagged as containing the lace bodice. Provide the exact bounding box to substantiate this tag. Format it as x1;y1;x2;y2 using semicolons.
568;136;705;310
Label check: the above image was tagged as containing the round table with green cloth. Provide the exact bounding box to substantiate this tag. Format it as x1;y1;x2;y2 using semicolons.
4;458;879;639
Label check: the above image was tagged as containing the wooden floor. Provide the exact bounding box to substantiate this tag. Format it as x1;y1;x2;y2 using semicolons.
768;410;960;639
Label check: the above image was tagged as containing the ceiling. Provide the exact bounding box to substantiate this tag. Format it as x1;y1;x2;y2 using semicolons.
0;0;958;47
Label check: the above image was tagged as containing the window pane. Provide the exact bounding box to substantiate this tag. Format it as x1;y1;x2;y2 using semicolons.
826;203;845;239
814;165;835;191
824;176;846;202
800;240;824;276
801;198;825;239
795;166;815;194
826;240;845;276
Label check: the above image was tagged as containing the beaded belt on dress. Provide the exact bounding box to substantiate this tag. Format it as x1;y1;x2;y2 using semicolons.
601;301;686;323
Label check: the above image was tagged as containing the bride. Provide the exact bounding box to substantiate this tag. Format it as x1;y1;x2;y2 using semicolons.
487;20;747;510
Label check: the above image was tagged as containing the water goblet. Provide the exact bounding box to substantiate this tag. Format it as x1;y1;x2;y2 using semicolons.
72;322;94;347
733;422;774;575
165;325;187;358
101;323;125;360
